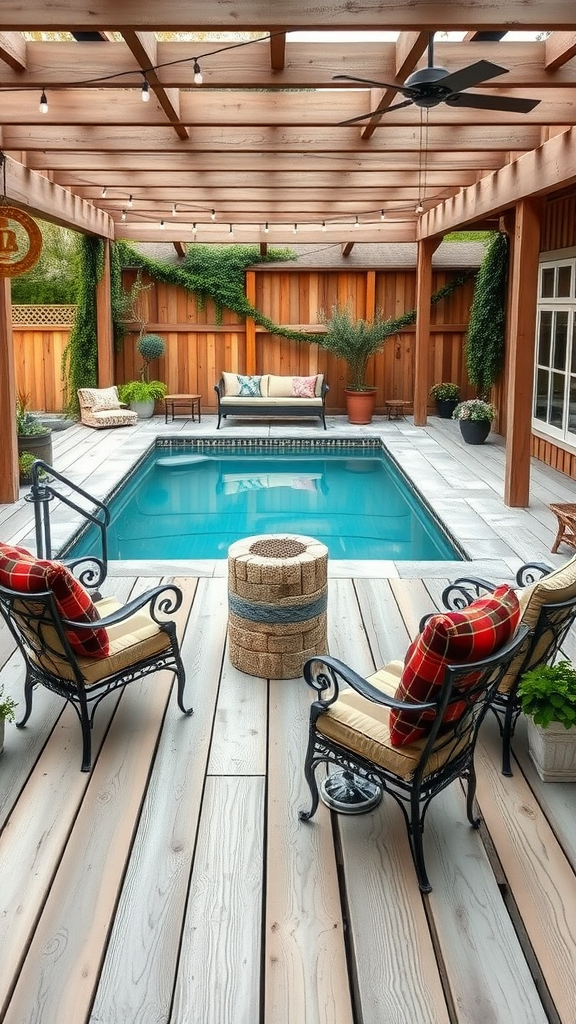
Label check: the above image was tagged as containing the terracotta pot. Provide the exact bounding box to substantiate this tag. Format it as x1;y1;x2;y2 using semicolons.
458;419;491;445
344;388;377;425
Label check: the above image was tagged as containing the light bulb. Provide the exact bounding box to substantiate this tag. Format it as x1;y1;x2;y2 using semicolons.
354;215;360;229
160;219;165;229
293;223;298;234
141;80;150;102
192;222;197;235
321;221;326;232
127;194;133;208
211;209;216;221
39;90;48;114
101;187;107;198
121;209;127;221
172;203;177;216
193;60;203;85
380;209;385;221
415;202;424;214
229;224;234;235
264;222;269;233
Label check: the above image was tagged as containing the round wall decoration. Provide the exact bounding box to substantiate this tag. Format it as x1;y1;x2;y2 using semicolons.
0;206;42;277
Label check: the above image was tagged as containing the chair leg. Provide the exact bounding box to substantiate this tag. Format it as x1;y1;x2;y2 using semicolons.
16;670;34;728
299;744;321;822
174;654;193;716
465;763;480;828
501;699;517;777
409;788;432;894
79;704;93;772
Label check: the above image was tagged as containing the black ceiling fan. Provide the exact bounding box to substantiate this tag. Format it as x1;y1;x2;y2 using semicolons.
335;33;540;125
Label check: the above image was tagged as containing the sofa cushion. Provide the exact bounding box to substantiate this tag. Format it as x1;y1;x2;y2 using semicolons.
389;584;520;746
79;386;121;411
221;371;242;396
236;374;263;397
0;543;109;658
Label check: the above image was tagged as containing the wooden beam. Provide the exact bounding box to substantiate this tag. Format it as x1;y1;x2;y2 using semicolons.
115;221;419;244
0;277;18;503
420;126;576;236
0;31;26;71
504;200;543;507
121;30;189;140
341;241;354;257
0;2;571;31
545;31;576;70
361;31;429;140
173;240;186;257
413;237;442;426
245;271;257;375
2;154;114;236
269;30;286;71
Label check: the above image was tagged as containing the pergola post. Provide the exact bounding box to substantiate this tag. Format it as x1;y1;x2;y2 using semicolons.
245;270;256;375
504;198;543;507
413;236;441;425
0;278;19;502
96;239;114;387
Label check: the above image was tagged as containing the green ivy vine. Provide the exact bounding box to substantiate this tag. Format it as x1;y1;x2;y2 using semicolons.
62;235;104;413
464;232;509;398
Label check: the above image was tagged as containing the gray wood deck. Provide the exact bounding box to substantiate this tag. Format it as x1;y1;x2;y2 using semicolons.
1;412;576;1024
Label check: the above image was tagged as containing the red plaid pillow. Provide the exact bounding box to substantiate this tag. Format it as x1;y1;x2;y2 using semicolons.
0;543;109;658
389;584;520;747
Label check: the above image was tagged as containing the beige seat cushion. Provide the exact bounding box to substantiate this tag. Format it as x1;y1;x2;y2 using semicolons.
498;554;576;692
34;596;172;685
78;386;121;411
316;661;467;780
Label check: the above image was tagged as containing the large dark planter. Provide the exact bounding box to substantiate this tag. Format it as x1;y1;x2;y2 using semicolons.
345;388;377;425
436;398;459;419
458;419;491;445
17;429;53;466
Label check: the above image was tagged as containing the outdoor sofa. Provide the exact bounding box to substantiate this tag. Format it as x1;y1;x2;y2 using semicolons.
214;371;329;429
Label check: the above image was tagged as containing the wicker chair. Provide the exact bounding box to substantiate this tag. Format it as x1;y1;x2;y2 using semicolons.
0;554;191;771
441;557;576;775
299;625;529;893
77;386;137;429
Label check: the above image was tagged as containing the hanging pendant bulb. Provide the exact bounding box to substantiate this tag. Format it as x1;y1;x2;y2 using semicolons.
321;221;326;232
172;203;177;216
160;219;165;229
121;209;127;221
354;215;360;229
192;222;197;236
264;222;269;233
39;89;48;114
193;60;203;85
101;187;107;198
211;209;216;221
293;223;298;234
229;224;234;235
380;209;385;221
127;194;133;208
141;79;150;102
415;201;424;214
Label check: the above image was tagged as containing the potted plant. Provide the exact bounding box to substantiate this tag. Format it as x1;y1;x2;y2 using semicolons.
430;382;460;419
518;661;576;781
16;392;53;466
0;684;17;756
452;398;495;445
118;333;167;418
317;304;393;424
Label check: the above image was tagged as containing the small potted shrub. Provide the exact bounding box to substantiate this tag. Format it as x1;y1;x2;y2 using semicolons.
0;684;17;756
518;661;576;781
429;382;460;418
317;303;393;424
452;398;495;445
119;333;167;418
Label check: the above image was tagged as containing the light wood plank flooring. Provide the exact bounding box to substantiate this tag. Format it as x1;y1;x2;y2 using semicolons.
1;413;576;1024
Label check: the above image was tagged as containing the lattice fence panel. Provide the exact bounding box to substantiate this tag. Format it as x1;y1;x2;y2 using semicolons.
11;305;77;326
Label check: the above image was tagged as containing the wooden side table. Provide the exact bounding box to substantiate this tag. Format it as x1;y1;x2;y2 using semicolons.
384;399;411;420
164;393;201;423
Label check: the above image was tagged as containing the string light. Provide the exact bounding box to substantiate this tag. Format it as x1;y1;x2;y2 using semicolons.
211;209;216;221
127;194;133;207
380;209;385;221
229;223;234;235
121;209;127;221
193;60;203;85
415;202;424;214
354;215;360;229
141;78;150;102
101;187;107;198
39;89;48;114
293;223;298;233
160;218;165;228
172;203;177;216
264;222;269;233
321;221;326;232
192;222;197;236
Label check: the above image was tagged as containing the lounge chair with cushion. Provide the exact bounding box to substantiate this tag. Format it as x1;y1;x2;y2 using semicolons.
77;386;138;429
0;542;191;771
441;555;576;775
299;584;528;892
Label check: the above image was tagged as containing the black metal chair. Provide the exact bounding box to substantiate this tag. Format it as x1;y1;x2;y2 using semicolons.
442;560;576;775
0;559;191;772
299;626;529;893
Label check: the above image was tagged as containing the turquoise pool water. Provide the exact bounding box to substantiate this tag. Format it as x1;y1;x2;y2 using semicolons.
65;441;462;561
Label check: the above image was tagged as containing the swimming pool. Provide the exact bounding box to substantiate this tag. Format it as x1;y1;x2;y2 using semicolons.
65;439;463;562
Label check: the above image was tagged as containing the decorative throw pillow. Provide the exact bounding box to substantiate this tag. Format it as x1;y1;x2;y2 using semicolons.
389;584;520;747
81;386;121;412
236;374;262;397
292;375;317;398
0;543;109;658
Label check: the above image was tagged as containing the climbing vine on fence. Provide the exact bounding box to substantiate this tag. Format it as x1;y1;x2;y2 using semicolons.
62;235;104;413
464;232;509;398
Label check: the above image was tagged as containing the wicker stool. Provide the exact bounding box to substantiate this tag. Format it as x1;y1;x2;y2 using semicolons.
227;534;328;679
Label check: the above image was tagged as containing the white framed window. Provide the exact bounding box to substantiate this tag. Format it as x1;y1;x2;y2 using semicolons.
533;257;576;446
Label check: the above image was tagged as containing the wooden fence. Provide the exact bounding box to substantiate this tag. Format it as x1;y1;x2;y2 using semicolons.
13;268;476;415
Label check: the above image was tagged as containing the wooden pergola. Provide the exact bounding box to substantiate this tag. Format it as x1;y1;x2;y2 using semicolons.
1;1;575;505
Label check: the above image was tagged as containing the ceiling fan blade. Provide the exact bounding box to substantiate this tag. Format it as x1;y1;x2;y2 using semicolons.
437;60;509;95
338;99;413;126
446;92;541;113
333;73;412;95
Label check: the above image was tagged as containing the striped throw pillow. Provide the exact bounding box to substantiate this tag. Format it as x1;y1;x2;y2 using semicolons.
389;584;520;747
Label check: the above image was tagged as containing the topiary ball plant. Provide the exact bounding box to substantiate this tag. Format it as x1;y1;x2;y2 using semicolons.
136;333;166;382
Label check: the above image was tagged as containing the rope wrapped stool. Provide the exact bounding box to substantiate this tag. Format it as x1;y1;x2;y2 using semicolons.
227;534;328;679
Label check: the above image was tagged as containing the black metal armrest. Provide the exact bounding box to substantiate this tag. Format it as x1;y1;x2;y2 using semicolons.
214;382;223;398
64;556;107;591
62;583;183;631
515;561;552;586
303;653;436;712
441;576;500;610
